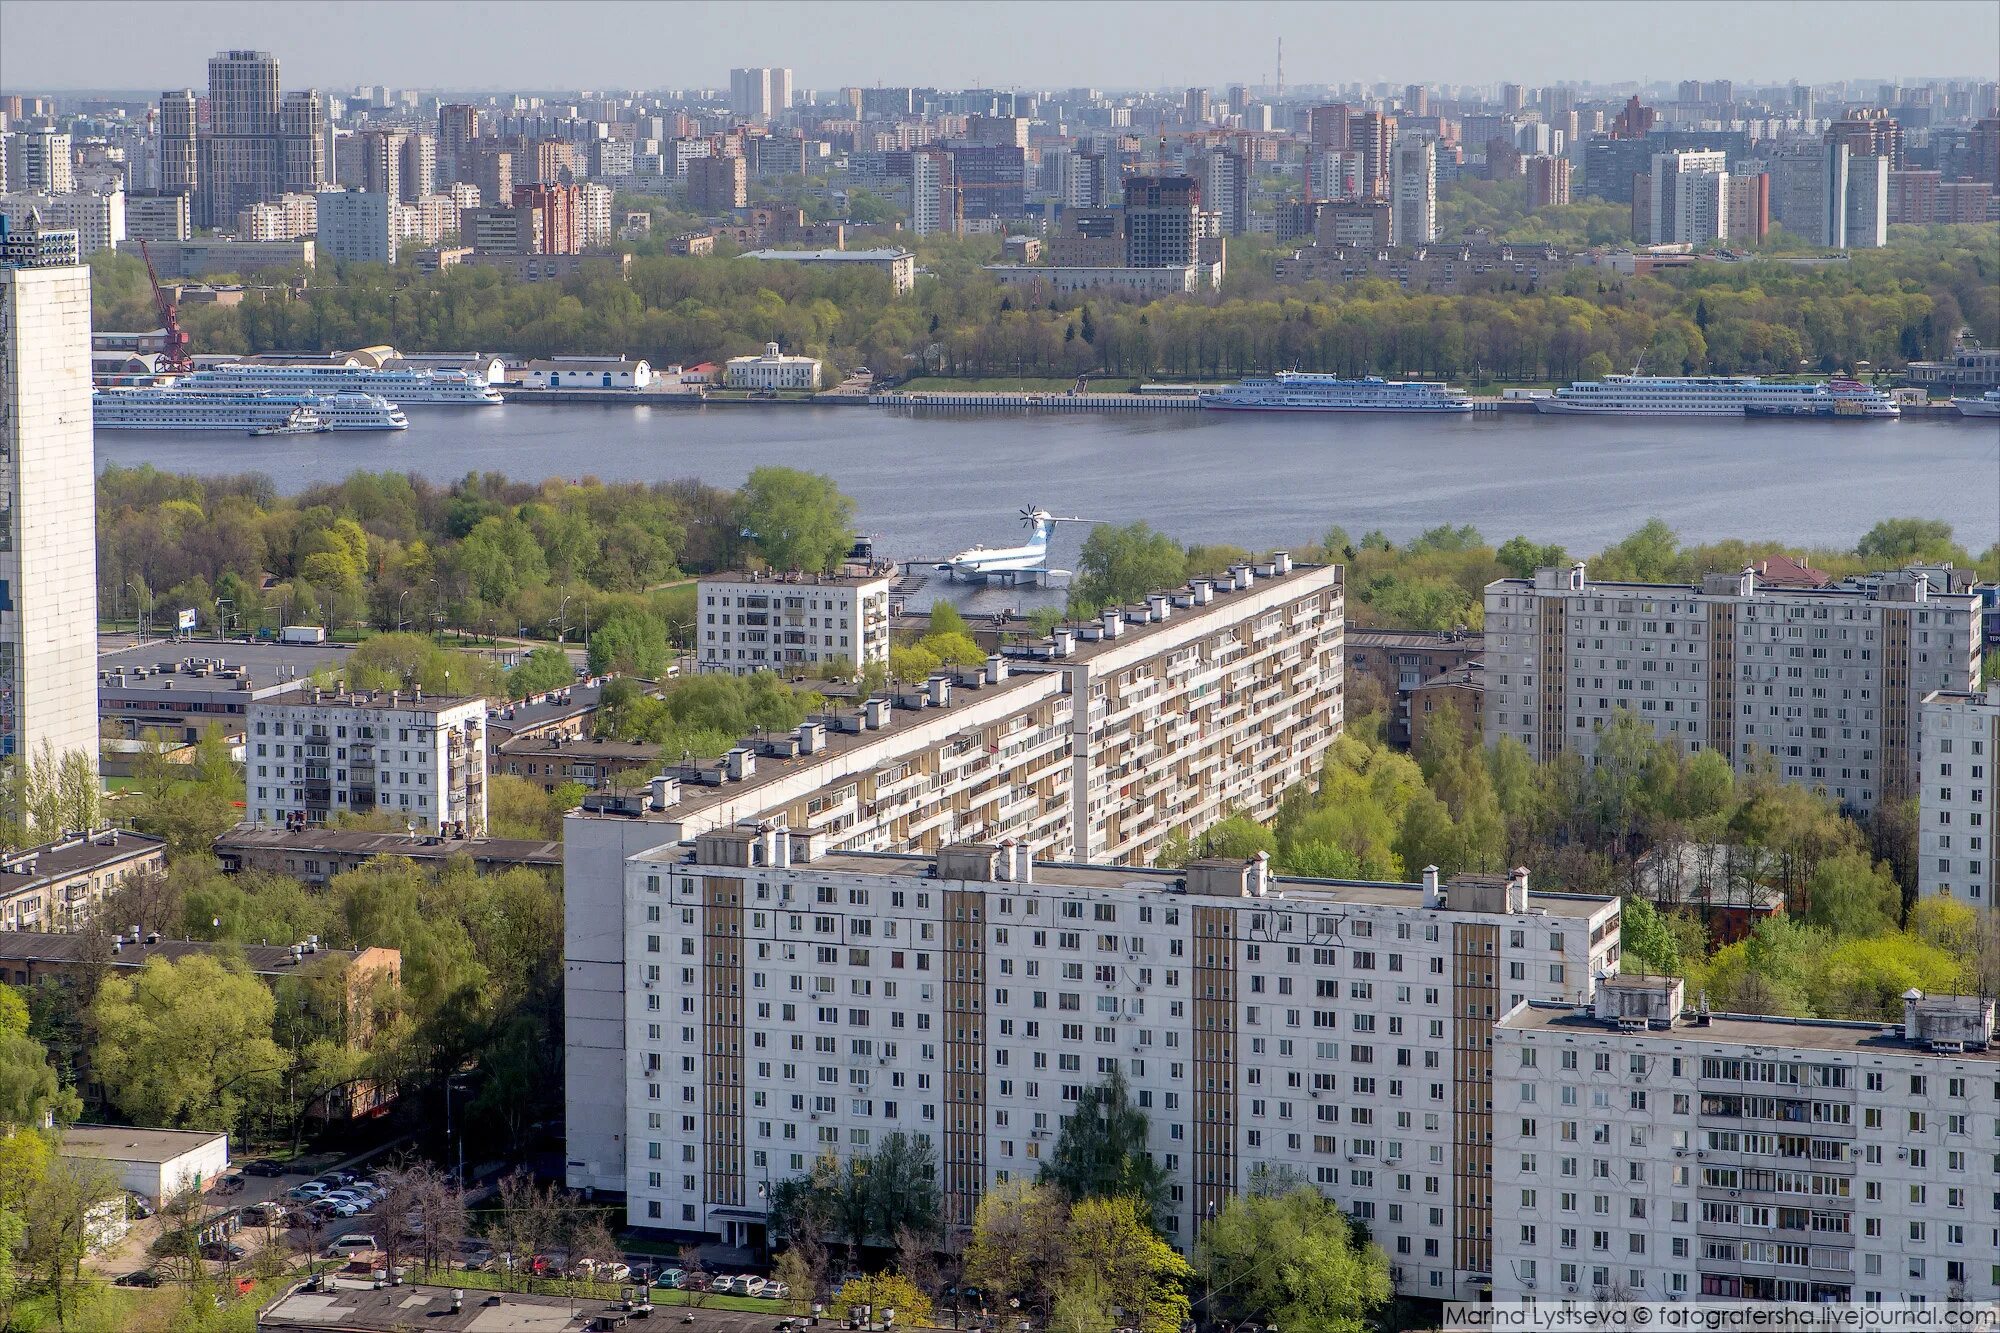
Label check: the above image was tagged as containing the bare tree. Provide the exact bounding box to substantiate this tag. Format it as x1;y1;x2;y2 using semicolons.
567;1214;619;1295
895;1225;941;1303
678;1244;711;1308
489;1172;561;1292
150;1184;208;1289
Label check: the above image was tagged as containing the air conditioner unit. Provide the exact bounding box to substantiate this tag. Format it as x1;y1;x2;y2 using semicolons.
1524;1280;1536;1290
1564;1284;1578;1294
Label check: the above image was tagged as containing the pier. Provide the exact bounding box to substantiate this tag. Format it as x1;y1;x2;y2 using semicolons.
870;390;1199;412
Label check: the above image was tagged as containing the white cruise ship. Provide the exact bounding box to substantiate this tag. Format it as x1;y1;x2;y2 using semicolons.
1535;374;1898;417
180;362;503;406
93;386;409;431
1198;373;1471;412
1951;389;2000;418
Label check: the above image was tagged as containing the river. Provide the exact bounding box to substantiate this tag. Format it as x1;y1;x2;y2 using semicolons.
96;405;2000;576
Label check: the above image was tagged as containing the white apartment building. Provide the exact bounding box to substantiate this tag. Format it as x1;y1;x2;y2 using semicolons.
237;192;318;242
315;188;395;265
1496;977;2000;1304
697;570;890;676
567;560;1350;1215
613;839;1620;1302
1484;563;1983;812
1917;684;2000;908
1845;153;1890;249
723;343;822;392
0;217;100;816
0;187;124;258
1393;140;1438;245
1650;149;1729;244
246;686;487;834
576;181;613;250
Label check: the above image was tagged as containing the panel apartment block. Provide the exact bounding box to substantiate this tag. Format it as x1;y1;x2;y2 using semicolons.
564;561;1346;1199
696;570;892;677
0;228;99;805
1917;684;2000;908
1496;978;1999;1303
614;839;1619;1302
246;686;487;834
1485;563;1980;811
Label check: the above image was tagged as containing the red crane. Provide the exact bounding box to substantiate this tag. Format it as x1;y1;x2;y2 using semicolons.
138;238;193;374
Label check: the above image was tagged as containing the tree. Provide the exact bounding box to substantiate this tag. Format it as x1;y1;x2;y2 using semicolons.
963;1180;1070;1320
509;645;575;698
1619;896;1683;976
677;1244;711;1308
1068;523;1186;616
90;955;283;1132
1856;518;1960;565
831;1272;934;1327
735;466;856;572
1197;1187;1392;1333
1040;1067;1169;1221
19;1150;118;1331
1804;851;1902;937
1496;535;1568;579
1063;1195;1191;1333
0;991;63;1128
771;1249;815;1316
19;742;99;835
586;609;670;677
129;725;242;854
863;1131;940;1247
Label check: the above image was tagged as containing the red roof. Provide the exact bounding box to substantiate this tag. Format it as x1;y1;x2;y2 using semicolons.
1752;553;1831;588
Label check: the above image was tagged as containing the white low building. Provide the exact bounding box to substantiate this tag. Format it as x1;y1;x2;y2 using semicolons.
724;342;822;391
62;1125;229;1204
523;357;652;389
983;264;1200;297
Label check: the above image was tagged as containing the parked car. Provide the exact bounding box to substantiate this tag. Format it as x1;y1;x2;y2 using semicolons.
124;1192;155;1220
654;1268;687;1290
213;1172;246;1196
327;1234;379;1258
200;1242;248;1263
240;1202;283;1226
288;1182;328;1201
708;1274;738;1293
577;1258;632;1282
316;1200;362;1219
325;1170;358;1187
765;1281;792;1300
241;1159;287;1178
114;1270;161;1288
740;1276;768;1297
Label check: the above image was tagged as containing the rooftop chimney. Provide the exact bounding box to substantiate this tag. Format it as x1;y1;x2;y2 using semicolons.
863;697;890;730
1272;550;1293;574
1146;593;1171;621
1100;607;1123;638
984;654;1008;685
926;675;952;709
1506;866;1530;913
1421;864;1441;909
797;721;826;754
1051;627;1077;656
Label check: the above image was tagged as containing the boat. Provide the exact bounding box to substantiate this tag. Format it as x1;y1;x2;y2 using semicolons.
1535;374;1898;417
1198;373;1472;412
93;386;409;431
178;362;502;406
249;406;329;436
1951;389;2000;418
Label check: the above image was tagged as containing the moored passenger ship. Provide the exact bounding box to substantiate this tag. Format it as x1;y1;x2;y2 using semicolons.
93;386;410;431
1535;374;1898;417
1198;373;1473;412
179;362;502;406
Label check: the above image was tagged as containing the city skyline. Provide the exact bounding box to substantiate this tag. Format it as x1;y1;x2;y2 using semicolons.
3;0;1997;93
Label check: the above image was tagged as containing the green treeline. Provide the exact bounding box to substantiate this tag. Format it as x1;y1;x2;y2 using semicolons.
88;224;2000;384
97;463;856;654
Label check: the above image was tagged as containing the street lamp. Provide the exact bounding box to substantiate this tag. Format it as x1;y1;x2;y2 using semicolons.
397;589;412;633
214;598;234;641
442;1074;469;1187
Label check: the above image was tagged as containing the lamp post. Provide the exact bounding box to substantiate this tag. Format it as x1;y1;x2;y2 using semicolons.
214;597;234;641
396;589;412;633
443;1073;468;1187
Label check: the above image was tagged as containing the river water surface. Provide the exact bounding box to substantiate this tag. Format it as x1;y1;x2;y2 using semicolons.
97;405;2000;579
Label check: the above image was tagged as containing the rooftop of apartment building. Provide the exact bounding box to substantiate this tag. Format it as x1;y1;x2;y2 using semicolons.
260;1277;653;1333
701;565;895;588
1922;682;2000;707
581;558;1341;828
1491;560;1981;604
1346;624;1481;650
1502;974;1999;1060
675;837;1617;922
62;1125;226;1166
257;683;483;715
214;825;561;868
484;678;635;736
0;828;165;884
0;927;382;976
98;638;355;700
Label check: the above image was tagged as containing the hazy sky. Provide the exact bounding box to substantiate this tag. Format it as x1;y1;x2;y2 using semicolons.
4;0;1996;93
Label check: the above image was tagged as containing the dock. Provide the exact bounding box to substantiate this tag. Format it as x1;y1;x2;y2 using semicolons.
871;390;1198;412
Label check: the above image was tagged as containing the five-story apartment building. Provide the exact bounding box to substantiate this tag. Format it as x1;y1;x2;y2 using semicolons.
246;686;487;834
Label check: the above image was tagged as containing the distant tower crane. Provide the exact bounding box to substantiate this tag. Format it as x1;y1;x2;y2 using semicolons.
138;238;193;374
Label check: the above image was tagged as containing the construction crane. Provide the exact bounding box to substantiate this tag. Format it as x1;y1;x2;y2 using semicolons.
138;238;193;374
